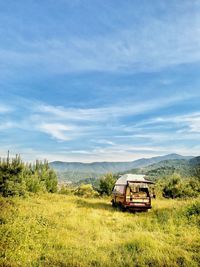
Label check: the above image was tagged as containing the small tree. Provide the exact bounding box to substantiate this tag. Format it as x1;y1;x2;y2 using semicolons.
99;173;116;196
0;154;26;197
25;173;46;193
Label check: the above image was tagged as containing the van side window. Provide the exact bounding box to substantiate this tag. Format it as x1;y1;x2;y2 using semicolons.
113;185;125;194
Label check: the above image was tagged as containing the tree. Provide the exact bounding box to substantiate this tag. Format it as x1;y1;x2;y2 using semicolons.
99;173;116;196
45;169;58;193
0;154;26;197
0;153;58;197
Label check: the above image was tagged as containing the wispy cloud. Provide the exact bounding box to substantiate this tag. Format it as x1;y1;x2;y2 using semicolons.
0;104;13;113
173;113;200;133
0;121;16;130
34;93;195;123
23;94;196;142
37;123;75;141
138;112;200;134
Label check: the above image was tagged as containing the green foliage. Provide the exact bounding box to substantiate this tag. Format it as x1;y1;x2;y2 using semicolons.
57;171;102;183
0;154;26;196
157;174;200;199
75;184;99;198
0;153;58;197
59;185;76;195
185;200;200;226
185;201;200;217
44;169;58;193
25;174;46;193
99;173;116;196
75;177;100;188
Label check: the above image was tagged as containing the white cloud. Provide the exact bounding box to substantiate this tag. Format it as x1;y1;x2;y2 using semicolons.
38;123;75;141
147;112;200;134
175;113;200;133
0;94;199;161
95;139;115;146
23;94;197;142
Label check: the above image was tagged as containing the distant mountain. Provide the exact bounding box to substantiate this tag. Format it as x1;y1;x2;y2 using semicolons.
78;156;200;185
124;156;200;180
189;156;200;166
50;154;193;182
189;156;200;178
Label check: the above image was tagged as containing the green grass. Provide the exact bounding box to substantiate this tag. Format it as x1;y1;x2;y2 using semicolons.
0;194;200;267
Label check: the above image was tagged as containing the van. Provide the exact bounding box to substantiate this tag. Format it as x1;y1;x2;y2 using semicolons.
111;174;155;211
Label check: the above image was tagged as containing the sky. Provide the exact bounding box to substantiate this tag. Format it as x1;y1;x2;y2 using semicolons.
0;0;200;162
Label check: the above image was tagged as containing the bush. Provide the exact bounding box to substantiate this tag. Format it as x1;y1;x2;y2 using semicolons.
59;185;75;195
185;201;200;217
75;184;99;198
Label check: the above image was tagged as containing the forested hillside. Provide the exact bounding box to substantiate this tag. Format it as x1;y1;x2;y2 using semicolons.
126;157;200;180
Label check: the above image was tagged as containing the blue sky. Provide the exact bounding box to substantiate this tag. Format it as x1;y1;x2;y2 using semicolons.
0;0;200;162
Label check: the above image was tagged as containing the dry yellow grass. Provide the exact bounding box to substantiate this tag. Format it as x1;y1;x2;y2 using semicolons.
0;194;200;267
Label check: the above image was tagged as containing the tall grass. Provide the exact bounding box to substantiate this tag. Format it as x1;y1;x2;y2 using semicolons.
0;194;199;267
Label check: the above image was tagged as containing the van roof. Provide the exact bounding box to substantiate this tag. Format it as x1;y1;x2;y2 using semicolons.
115;174;154;185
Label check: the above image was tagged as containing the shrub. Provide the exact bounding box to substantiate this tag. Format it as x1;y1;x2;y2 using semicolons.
75;184;99;198
59;185;75;195
161;174;200;199
185;201;200;217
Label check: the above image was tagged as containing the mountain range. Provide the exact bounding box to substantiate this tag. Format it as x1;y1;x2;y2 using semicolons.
50;153;195;182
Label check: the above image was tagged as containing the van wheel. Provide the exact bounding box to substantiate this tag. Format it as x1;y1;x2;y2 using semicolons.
121;206;126;212
119;203;126;212
111;200;116;207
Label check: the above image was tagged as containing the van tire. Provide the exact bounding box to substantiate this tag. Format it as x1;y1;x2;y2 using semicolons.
119;203;126;212
111;200;117;207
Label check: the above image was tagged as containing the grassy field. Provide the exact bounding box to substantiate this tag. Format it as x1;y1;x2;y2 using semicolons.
0;194;200;267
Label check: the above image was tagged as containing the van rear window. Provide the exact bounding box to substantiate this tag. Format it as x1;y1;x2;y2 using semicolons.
128;185;149;197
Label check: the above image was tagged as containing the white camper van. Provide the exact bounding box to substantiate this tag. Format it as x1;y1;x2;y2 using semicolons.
111;174;155;211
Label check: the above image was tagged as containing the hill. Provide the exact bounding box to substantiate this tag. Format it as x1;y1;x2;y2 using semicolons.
189;156;200;178
50;154;192;182
121;156;200;180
